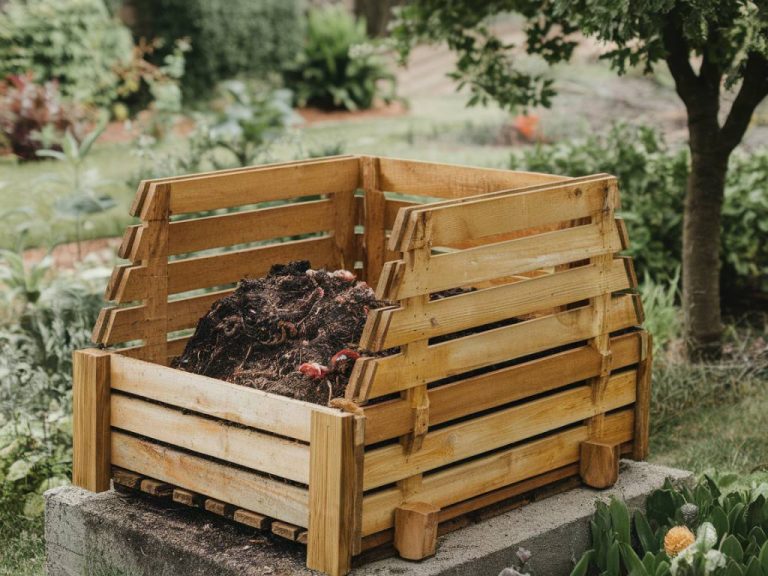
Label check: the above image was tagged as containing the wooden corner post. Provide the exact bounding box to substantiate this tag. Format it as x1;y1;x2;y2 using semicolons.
307;410;361;576
72;348;111;492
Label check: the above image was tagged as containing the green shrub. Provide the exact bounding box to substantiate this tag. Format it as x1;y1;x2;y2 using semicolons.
0;0;133;108
572;477;768;576
284;5;397;111
510;124;768;295
131;0;305;99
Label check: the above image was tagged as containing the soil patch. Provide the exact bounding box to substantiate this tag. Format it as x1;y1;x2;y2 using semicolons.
173;260;390;405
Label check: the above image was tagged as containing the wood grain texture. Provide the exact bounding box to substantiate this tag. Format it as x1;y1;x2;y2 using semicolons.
111;432;309;527
110;393;310;483
633;332;653;460
72;349;111;492
580;441;620;488
394;502;439;560
307;411;358;576
110;353;338;442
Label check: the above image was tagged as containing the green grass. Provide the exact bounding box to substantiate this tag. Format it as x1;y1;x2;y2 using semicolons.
0;517;44;576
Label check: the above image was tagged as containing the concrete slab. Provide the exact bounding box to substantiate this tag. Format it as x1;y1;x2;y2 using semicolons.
46;460;691;576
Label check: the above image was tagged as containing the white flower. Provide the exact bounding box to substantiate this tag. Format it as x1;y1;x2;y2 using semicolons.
696;522;718;551
704;549;727;572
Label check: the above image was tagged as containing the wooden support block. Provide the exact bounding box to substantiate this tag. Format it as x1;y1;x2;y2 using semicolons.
72;349;111;493
140;478;173;497
394;501;440;561
579;441;619;489
297;531;308;545
272;521;303;541
112;467;142;489
173;488;202;508
204;498;234;517
233;509;271;530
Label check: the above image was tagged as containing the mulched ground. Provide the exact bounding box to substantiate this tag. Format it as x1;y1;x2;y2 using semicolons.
173;261;390;405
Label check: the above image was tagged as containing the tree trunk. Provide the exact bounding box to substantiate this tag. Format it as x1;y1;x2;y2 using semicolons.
683;121;729;360
353;0;403;37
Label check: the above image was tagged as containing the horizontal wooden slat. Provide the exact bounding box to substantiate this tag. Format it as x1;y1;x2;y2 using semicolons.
361;409;634;535
353;294;640;400
124;200;336;261
109;353;339;442
168;157;359;214
377;157;567;198
385;199;419;229
108;236;336;302
379;222;623;301
363;330;643;445
111;393;310;484
395;177;617;251
362;370;636;490
111;432;309;527
362;258;632;351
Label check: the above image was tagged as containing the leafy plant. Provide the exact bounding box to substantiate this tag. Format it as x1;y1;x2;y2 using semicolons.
641;269;682;356
573;477;768;576
285;5;397;111
131;0;305;99
0;0;133;108
36;121;116;259
0;74;94;161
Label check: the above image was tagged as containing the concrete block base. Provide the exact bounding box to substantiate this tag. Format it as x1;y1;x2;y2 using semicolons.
46;460;691;576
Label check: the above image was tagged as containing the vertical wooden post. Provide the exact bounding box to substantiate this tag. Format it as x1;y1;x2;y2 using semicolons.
333;189;358;272
307;410;359;576
581;180;619;488
139;183;170;365
361;156;386;287
633;332;653;460
72;348;111;492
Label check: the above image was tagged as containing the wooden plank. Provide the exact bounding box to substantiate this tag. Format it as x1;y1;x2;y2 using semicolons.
111;432;309;527
110;235;336;302
362;258;631;351
363;370;637;490
361;409;634;536
307;411;357;576
140;478;173;497
633;332;653;460
377;157;567;197
168;157;359;214
362;331;643;445
72;349;111;492
333;190;358;271
362;156;386;287
272;521;303;541
379;222;623;301
173;488;202;507
385;199;419;229
116;335;190;362
110;393;310;484
124;200;335;260
356;294;640;400
109;353;338;442
112;467;142;489
205;498;234;517
233;509;271;530
396;177;617;250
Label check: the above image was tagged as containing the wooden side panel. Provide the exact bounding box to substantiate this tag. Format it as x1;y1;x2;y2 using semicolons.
72;349;111;492
111;432;309;527
307;411;358;576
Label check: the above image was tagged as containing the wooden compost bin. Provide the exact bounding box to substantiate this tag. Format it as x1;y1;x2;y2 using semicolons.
73;155;651;576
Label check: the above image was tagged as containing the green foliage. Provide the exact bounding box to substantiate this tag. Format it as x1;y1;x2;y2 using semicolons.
573;477;768;576
285;5;397;111
641;269;682;356
392;1;768;113
0;0;133;108
510;124;768;294
132;0;305;99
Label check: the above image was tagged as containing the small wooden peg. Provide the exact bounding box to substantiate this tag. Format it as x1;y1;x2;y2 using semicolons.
580;440;620;488
394;501;440;561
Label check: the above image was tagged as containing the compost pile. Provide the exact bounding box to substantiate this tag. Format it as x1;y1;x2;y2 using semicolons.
172;261;389;405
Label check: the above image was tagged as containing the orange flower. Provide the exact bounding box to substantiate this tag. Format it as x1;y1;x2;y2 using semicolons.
664;525;695;557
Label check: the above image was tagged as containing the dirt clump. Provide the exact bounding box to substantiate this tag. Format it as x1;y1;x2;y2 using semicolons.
173;260;389;405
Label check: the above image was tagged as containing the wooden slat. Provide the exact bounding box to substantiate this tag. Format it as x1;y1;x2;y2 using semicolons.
362;371;636;490
168;157;359;214
111;432;309;527
395;177;617;251
109;353;339;442
354;294;640;400
377;157;567;198
379;222;623;301
362;258;631;351
385;199;420;230
109;236;336;302
307;411;358;576
361;409;634;536
363;330;643;445
124;200;335;261
112;467;142;489
72;349;111;492
272;521;304;541
633;332;653;460
233;509;270;530
333;190;358;270
110;393;310;484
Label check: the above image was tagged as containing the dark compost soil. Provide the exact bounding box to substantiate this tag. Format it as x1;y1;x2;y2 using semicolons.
173;261;390;405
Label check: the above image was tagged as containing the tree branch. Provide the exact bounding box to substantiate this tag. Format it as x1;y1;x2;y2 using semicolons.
720;53;768;153
662;12;700;108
